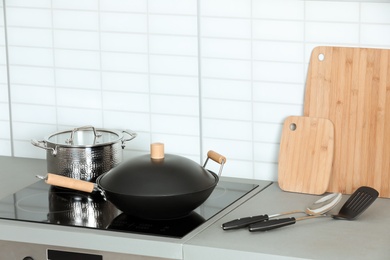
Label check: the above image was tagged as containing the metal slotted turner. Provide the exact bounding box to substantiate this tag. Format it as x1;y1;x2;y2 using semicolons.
332;186;379;220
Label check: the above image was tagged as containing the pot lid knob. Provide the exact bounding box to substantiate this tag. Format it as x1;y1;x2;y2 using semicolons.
151;143;164;159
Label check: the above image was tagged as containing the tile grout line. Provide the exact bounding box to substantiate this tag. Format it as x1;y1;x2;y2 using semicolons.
2;0;14;156
197;0;204;164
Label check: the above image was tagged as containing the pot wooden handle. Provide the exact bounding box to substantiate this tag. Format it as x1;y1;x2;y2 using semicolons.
45;173;95;193
207;150;226;164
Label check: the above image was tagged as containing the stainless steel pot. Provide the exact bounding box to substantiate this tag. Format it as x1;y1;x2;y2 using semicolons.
32;125;137;181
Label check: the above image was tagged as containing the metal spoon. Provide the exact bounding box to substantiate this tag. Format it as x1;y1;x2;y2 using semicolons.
222;193;342;230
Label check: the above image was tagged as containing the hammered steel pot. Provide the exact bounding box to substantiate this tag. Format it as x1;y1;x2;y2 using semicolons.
32;125;137;181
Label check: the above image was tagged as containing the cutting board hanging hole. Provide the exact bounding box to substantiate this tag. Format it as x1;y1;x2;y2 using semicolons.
289;123;297;131
318;53;325;61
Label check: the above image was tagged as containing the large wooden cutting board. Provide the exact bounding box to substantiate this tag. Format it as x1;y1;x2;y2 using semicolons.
278;116;334;195
304;46;390;198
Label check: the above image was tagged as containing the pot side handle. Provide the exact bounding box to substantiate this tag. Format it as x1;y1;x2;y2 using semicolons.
38;173;95;193
121;130;137;148
204;151;226;177
31;139;57;156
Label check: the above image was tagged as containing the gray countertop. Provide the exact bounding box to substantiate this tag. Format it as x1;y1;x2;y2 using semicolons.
1;156;389;259
184;183;390;260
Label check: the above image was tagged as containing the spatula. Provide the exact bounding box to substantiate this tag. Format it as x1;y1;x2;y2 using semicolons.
249;186;378;232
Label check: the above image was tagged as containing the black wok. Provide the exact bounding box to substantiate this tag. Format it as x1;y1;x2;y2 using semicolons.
38;143;226;220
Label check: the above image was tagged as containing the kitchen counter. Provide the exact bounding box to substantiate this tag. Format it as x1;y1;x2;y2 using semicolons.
0;156;389;259
184;183;390;260
0;156;271;259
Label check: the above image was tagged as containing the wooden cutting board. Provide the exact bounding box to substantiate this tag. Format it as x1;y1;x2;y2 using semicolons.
304;46;390;198
278;116;334;195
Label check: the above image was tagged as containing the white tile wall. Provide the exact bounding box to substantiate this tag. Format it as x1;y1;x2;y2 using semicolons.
1;0;390;181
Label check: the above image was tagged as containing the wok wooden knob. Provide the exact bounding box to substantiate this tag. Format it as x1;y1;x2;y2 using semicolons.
151;143;164;159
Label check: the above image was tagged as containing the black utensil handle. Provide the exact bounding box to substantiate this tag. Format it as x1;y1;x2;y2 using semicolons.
248;217;296;232
222;215;269;230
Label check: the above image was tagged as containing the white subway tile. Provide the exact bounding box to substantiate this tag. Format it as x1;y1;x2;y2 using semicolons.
100;33;148;53
253;20;304;41
151;134;200;156
202;78;251;101
254;142;279;162
8;46;53;66
151;114;199;135
0;121;10;138
57;107;102;126
202;38;251;60
0;84;8;101
253;82;304;104
0;67;6;84
252;0;304;20
101;52;148;73
56;88;102;109
202;99;252;121
149;35;198;56
100;13;147;33
11;85;55;105
150;95;199;116
15;140;46;158
220;160;254;179
253;122;282;143
202;58;251;80
54;30;100;50
100;0;147;12
56;69;101;89
102;72;148;92
7;28;52;48
53;10;99;30
6;8;52;28
254;161;277;181
253;61;304;83
12;122;57;140
149;0;197;15
149;15;197;36
5;0;50;8
103;110;150;132
361;24;390;46
305;22;359;44
0;47;6;64
52;0;98;10
55;49;100;70
0;140;12;156
0;103;9;120
201;17;251;39
253;41;304;62
103;91;149;112
9;66;54;86
306;2;359;22
201;0;251;18
361;3;390;24
149;55;198;76
203;138;253;161
150;75;198;96
12;104;57;124
203;118;252;141
253;102;302;123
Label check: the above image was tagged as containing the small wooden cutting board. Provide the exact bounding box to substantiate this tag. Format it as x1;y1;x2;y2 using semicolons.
278;116;334;195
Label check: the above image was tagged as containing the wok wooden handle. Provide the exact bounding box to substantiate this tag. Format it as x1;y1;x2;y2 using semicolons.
45;173;95;193
207;150;226;164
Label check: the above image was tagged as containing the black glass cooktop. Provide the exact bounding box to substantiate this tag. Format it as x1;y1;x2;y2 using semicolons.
0;180;258;238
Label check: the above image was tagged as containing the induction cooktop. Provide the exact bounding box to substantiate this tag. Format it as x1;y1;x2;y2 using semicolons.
0;179;258;238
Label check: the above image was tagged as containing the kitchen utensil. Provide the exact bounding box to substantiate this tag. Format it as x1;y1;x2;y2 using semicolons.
249;186;378;232
332;186;379;220
278;116;334;195
37;143;226;220
32;125;137;181
304;46;390;197
222;192;341;230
